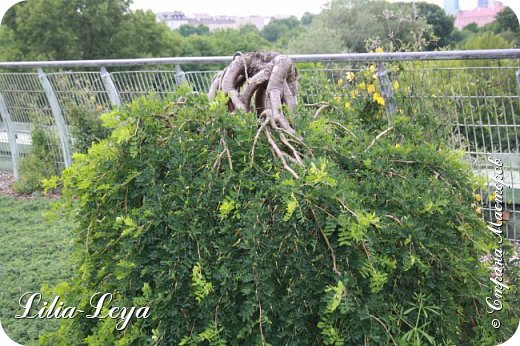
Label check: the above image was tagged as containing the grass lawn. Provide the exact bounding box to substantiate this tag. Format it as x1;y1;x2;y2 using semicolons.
0;196;74;345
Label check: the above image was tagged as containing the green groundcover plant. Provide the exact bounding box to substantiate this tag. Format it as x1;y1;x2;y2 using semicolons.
41;86;518;345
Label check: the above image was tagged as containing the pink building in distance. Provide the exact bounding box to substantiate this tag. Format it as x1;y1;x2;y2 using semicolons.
454;1;506;29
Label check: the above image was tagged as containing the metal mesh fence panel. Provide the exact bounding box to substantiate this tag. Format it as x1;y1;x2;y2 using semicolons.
184;70;219;93
46;71;112;154
111;70;180;103
0;73;65;172
47;71;112;122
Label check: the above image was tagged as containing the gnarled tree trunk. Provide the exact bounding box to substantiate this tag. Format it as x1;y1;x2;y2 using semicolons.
208;51;304;178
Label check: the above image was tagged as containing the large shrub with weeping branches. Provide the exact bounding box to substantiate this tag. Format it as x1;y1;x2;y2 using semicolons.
41;64;518;345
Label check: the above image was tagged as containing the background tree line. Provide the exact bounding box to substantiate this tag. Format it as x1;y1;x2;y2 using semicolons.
0;0;518;62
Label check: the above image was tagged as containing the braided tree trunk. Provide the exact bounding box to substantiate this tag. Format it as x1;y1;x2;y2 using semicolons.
208;51;304;178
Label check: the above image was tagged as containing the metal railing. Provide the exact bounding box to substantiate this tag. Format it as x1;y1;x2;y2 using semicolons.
0;49;519;240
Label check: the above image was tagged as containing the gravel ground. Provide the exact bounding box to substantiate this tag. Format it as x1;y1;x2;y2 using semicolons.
0;171;59;199
0;171;17;197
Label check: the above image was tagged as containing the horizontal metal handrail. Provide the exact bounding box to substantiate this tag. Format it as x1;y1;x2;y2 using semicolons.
0;49;519;69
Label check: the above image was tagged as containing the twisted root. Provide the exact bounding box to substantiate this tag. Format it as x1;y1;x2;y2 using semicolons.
209;51;304;178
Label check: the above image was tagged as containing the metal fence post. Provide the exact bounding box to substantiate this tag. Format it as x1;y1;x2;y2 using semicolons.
175;64;186;85
377;62;397;124
0;92;19;180
100;66;121;107
37;68;72;168
516;69;520;93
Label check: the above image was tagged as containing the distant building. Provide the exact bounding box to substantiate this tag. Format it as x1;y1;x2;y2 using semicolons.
454;1;505;29
478;0;499;8
156;11;268;31
478;0;489;7
443;0;460;15
156;11;188;30
235;16;267;30
187;16;237;31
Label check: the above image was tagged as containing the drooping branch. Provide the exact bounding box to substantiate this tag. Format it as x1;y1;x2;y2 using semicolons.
208;51;305;178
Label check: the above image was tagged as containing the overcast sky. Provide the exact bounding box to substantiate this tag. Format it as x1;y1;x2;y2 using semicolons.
130;0;480;17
